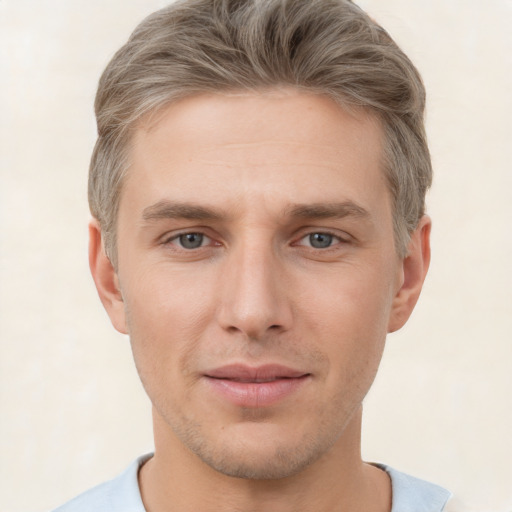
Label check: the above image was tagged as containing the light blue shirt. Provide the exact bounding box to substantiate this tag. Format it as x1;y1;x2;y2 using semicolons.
52;454;452;512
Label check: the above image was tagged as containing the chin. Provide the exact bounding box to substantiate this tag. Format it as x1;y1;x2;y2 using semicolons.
179;421;340;481
197;442;325;480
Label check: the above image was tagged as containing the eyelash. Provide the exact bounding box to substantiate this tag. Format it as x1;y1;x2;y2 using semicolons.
162;230;349;252
164;232;216;250
294;231;347;250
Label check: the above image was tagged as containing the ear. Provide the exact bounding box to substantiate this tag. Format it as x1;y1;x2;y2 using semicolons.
88;219;128;334
388;215;431;333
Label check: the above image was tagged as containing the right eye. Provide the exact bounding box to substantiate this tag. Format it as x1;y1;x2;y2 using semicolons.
170;232;211;249
303;232;336;249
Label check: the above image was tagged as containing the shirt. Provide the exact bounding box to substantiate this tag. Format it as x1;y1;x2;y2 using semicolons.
52;454;452;512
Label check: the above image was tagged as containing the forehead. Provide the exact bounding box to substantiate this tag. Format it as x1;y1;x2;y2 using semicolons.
123;90;389;219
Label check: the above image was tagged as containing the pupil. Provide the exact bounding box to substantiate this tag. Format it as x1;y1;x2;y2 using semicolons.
310;233;332;248
180;233;203;249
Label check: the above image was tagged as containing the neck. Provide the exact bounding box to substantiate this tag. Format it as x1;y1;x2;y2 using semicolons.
139;407;391;512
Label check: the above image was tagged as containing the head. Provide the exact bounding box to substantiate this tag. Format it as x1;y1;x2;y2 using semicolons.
89;0;431;268
89;0;432;482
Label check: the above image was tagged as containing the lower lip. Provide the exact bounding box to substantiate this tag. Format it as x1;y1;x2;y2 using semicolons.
204;375;310;408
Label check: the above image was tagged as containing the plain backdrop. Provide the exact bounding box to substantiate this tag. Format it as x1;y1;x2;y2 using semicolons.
1;1;511;511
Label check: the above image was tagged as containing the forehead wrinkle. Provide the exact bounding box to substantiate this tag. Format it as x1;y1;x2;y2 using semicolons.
196;141;342;152
195;140;344;158
189;160;352;172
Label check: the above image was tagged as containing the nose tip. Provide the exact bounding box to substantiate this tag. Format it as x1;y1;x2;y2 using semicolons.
224;314;286;341
216;246;292;340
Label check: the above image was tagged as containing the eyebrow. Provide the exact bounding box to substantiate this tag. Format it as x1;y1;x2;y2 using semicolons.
142;201;225;222
141;200;371;223
284;202;371;221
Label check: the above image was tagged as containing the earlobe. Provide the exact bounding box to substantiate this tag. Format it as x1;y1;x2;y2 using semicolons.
88;220;128;334
388;215;431;333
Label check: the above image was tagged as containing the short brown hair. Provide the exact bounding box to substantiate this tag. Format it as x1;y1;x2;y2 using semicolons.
89;0;431;265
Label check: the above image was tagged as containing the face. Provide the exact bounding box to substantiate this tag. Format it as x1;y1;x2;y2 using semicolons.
91;90;429;480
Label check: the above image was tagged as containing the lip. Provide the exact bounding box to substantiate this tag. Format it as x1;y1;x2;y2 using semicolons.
203;364;311;407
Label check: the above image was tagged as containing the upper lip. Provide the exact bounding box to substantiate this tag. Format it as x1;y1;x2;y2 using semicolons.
205;364;310;382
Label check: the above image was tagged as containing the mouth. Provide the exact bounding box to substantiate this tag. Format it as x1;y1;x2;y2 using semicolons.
203;364;311;407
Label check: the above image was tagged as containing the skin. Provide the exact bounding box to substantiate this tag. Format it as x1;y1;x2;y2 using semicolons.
90;90;431;512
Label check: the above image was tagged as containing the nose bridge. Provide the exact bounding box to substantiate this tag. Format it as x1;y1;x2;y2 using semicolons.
217;233;291;338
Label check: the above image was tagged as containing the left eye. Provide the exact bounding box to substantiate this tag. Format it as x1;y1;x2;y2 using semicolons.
299;232;339;249
173;233;210;249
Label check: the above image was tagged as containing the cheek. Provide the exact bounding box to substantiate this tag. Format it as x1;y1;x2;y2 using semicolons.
303;264;394;338
121;267;216;387
124;263;216;329
299;264;393;385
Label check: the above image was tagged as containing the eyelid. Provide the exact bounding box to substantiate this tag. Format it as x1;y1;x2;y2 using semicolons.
161;229;217;248
158;227;351;250
293;228;351;246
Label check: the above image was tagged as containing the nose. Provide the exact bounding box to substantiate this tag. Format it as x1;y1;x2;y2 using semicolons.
216;238;293;340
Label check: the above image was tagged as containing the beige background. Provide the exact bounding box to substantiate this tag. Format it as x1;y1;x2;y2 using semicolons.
1;1;511;511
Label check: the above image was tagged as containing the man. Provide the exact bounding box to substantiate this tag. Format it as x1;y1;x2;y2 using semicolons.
54;0;452;510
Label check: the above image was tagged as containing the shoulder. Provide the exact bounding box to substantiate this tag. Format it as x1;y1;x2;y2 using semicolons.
375;464;452;512
51;454;151;512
